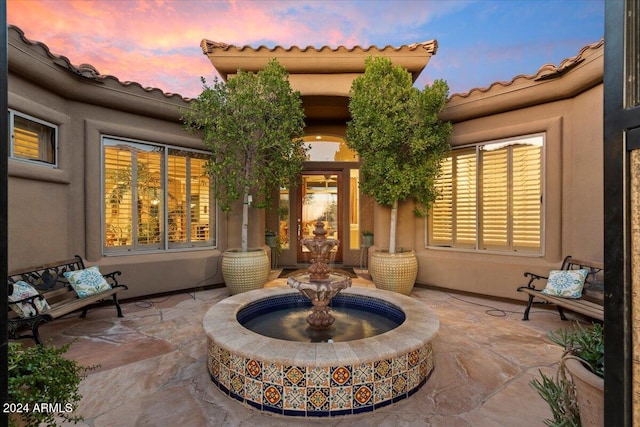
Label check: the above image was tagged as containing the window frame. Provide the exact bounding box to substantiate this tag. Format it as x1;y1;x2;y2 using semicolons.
8;109;58;167
101;135;216;255
427;133;545;256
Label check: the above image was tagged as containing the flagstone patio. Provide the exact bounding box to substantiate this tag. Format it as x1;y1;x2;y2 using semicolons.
33;272;589;426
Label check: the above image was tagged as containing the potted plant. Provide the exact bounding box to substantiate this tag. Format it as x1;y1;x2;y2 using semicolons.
265;229;277;248
183;59;306;295
346;56;452;295
8;342;95;427
361;230;374;248
530;322;604;427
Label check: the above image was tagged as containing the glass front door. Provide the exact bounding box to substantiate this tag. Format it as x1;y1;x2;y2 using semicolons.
297;172;342;263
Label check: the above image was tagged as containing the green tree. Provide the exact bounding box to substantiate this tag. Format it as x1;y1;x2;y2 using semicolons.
347;56;452;254
183;59;306;252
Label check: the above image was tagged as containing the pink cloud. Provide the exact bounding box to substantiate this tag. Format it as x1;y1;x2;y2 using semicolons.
8;0;462;97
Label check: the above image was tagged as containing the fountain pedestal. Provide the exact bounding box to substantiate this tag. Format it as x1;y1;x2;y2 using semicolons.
287;220;351;328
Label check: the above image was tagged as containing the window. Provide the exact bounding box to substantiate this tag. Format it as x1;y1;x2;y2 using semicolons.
103;137;215;253
302;135;359;162
9;110;57;166
428;134;543;254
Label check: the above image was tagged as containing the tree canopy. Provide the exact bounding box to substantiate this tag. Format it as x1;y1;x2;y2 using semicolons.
347;56;452;252
183;59;306;251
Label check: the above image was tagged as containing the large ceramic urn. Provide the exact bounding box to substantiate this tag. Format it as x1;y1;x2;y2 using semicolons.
564;357;604;427
369;249;418;295
221;248;270;295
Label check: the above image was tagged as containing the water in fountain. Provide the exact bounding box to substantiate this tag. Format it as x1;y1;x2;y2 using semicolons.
286;219;352;328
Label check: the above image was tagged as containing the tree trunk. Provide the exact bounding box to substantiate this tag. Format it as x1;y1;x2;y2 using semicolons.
242;187;249;252
389;200;398;254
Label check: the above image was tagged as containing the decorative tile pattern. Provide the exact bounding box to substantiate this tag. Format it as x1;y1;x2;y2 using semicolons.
392;373;407;396
407;366;420;390
392;353;408;375
408;349;420;367
219;365;230;390
374;359;392;380
331;366;351;386
206;342;436;416
263;384;283;408
352;362;374;384
204;288;439;417
246;359;262;379
230;372;244;396
262;362;283;385
373;378;392;403
283;386;306;411
230;353;244;373
353;384;373;407
244;377;262;404
330;386;353;410
307;366;331;387
284;366;305;386
307;387;330;411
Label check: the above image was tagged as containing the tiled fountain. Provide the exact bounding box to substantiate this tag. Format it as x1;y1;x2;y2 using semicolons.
203;221;439;417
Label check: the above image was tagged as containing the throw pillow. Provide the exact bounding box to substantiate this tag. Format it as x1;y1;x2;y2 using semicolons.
541;269;589;299
63;266;112;298
8;280;50;318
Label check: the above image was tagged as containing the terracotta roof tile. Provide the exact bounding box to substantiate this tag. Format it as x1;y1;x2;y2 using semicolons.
200;40;438;55
450;38;605;99
9;25;191;101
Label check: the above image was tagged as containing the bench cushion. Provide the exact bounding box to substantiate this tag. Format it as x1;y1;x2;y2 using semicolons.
63;266;112;298
541;269;588;298
8;280;50;318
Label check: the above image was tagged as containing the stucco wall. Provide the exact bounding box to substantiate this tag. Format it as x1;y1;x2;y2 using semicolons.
8;25;604;302
412;78;603;301
7;28;227;299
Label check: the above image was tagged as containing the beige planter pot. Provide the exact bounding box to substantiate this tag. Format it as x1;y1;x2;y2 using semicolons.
564;357;604;427
221;248;270;295
369;249;418;295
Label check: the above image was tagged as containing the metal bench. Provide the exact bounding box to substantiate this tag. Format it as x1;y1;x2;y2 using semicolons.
517;256;604;321
7;255;128;344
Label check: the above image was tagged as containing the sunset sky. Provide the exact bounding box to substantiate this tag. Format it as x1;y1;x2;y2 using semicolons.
7;0;604;99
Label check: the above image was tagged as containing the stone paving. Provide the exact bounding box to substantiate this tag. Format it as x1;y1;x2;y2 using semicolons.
32;271;590;426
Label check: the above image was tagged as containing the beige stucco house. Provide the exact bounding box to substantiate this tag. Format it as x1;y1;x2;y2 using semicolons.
7;24;603;302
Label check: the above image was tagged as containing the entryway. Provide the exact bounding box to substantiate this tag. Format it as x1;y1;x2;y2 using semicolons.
296;172;342;263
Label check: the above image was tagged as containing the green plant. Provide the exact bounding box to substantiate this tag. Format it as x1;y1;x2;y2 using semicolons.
549;322;604;378
346;56;452;254
530;322;604;426
8;342;95;427
361;230;373;236
265;229;276;236
530;368;580;427
182;59;306;252
278;206;289;221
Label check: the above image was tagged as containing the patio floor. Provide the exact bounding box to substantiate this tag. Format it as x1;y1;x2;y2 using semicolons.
33;271;590;426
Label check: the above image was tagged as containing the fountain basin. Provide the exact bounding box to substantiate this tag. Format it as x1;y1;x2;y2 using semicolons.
204;287;439;417
238;292;405;342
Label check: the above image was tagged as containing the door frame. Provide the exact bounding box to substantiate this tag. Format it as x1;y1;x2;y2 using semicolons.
603;2;639;425
295;170;344;263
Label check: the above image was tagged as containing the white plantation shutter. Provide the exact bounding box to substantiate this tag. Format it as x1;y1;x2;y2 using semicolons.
480;147;509;250
430;156;453;245
168;154;187;244
190;156;211;243
455;150;477;247
136;150;163;247
511;143;542;252
429;134;543;254
104;137;214;253
12;114;56;164
104;145;133;247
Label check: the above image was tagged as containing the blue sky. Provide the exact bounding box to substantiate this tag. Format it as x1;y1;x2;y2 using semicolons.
8;0;604;98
